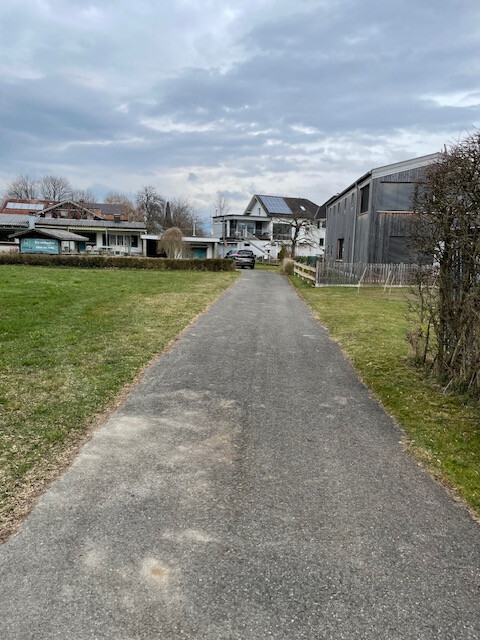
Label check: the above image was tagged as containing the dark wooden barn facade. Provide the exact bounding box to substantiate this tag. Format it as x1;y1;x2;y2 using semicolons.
323;153;440;264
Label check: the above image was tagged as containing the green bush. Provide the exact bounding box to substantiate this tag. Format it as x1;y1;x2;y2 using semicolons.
278;246;287;261
0;253;235;272
294;255;319;266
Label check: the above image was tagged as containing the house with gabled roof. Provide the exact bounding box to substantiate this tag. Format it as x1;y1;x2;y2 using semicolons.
1;198;129;221
212;194;325;258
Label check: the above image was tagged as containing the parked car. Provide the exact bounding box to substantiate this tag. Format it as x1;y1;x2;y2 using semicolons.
234;249;255;269
225;250;238;260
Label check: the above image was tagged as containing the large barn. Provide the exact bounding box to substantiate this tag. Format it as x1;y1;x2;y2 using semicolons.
323;153;440;264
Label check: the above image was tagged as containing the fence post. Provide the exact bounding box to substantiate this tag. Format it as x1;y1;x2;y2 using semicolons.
358;266;367;293
383;270;392;292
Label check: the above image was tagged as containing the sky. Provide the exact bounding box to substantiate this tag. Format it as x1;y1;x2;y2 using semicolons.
1;0;480;219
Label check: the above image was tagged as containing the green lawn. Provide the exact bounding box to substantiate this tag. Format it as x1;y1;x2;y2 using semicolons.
0;265;237;534
291;278;480;516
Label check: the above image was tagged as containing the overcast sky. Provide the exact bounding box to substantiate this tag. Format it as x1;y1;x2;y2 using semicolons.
1;0;479;217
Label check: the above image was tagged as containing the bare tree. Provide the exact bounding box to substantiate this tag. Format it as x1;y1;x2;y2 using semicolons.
158;226;186;258
135;187;206;235
40;175;72;201
4;174;38;199
136;185;165;233
273;211;316;259
215;194;230;217
104;192;140;220
170;196;206;236
410;132;480;396
70;187;96;202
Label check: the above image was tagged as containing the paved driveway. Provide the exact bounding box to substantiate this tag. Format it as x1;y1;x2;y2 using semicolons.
1;271;479;639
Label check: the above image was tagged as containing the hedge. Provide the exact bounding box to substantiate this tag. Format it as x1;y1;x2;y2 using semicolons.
0;253;235;272
294;255;319;266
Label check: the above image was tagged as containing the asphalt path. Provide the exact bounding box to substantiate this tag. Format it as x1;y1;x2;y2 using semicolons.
1;270;479;639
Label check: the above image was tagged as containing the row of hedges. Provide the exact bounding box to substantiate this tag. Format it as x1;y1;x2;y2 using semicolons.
294;255;319;266
0;253;235;272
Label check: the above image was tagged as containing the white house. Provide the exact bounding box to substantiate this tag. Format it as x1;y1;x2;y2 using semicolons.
212;194;325;259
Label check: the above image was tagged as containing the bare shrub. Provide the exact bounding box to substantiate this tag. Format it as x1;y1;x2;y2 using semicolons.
158;227;186;259
411;133;480;396
281;258;294;275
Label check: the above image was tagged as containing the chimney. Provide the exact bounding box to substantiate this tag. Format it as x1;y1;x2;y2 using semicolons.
113;213;121;223
28;214;36;229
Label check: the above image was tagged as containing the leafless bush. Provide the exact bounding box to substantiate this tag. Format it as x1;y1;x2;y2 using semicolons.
411;133;480;396
281;258;294;275
158;227;186;259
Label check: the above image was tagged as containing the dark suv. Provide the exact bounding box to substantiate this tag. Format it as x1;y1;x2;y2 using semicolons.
228;249;255;269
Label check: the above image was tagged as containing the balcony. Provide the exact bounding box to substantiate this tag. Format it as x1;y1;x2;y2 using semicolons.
225;230;271;241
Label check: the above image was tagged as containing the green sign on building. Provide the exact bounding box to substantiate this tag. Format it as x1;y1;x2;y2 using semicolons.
20;238;59;254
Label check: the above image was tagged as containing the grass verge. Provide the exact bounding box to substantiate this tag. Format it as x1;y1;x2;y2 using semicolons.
0;265;238;537
254;263;280;271
290;278;480;517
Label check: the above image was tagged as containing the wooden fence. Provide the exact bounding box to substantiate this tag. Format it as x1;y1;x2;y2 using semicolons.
293;261;316;284
315;260;433;286
292;259;435;287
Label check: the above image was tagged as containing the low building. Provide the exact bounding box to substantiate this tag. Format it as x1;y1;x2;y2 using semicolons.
0;214;145;255
11;227;89;255
141;234;221;258
323;153;440;264
212;194;325;259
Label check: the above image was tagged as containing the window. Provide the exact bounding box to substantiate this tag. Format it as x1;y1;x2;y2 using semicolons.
359;184;370;213
117;235;124;246
131;235;139;247
379;182;415;211
344;199;346;212
351;193;355;209
0;229;14;242
109;234;117;245
319;237;324;247
337;238;344;260
272;223;291;239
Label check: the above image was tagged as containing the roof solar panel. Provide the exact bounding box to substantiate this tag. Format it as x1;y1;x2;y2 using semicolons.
258;195;292;214
5;202;44;210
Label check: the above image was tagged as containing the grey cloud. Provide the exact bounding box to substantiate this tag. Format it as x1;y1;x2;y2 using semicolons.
0;0;479;212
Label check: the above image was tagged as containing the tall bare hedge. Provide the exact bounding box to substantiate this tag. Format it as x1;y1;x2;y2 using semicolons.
411;133;480;396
